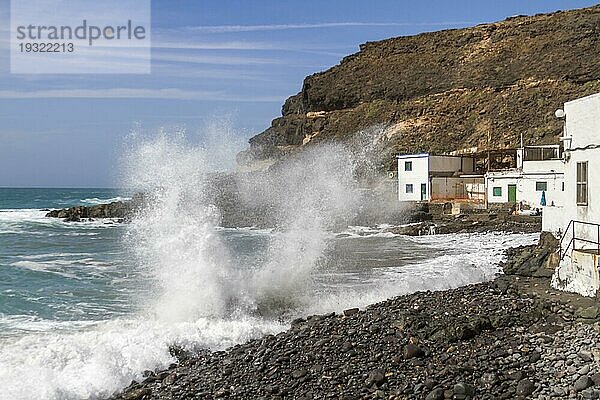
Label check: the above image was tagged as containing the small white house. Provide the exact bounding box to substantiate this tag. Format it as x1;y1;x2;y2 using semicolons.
397;153;483;202
486;145;565;208
543;92;600;297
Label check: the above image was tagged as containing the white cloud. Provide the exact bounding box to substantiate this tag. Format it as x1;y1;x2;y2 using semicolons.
150;65;279;82
0;88;284;101
152;40;275;51
151;39;348;58
185;21;472;33
152;52;282;66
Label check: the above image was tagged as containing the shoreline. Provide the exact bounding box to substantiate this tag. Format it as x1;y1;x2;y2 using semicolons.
44;199;541;237
109;238;600;400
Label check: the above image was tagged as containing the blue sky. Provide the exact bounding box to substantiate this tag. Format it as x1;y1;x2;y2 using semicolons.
0;0;597;187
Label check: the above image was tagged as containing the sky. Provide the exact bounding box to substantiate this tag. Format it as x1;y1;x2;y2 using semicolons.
0;0;598;188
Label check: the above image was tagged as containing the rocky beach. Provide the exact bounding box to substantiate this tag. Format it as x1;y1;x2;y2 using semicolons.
4;2;600;400
108;234;600;400
32;6;600;399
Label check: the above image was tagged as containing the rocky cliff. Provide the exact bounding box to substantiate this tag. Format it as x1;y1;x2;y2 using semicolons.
241;5;600;171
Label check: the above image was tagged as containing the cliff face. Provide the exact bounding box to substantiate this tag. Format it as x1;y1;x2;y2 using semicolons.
242;5;600;169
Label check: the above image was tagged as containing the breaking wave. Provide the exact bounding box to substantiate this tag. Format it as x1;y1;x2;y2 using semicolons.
0;123;539;400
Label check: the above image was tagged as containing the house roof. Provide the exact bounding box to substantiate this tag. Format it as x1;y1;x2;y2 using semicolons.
396;153;429;159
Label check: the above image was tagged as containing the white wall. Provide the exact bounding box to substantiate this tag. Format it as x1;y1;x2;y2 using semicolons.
486;173;519;204
520;174;564;207
565;93;600;150
486;172;564;207
552;250;600;297
522;159;563;174
397;154;429;201
549;92;600;297
561;93;600;245
542;205;565;235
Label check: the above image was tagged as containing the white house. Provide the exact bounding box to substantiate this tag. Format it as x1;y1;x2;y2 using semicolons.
397;153;483;202
486;145;565;208
543;92;600;297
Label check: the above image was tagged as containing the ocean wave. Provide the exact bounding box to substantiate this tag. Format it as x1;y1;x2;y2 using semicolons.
215;226;275;235
303;231;540;315
0;315;99;337
10;261;80;279
0;209;124;231
0;209;48;223
0;316;284;400
79;197;131;205
0;226;539;399
15;253;94;260
0;209;108;226
335;225;404;238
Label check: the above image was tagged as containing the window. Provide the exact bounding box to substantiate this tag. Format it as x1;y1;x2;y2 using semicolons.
535;181;547;191
562;182;565;192
404;161;412;171
406;184;414;194
577;161;588;205
493;187;502;197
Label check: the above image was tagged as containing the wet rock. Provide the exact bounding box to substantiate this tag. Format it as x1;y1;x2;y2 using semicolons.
425;387;444;400
575;375;594;392
367;369;385;386
577;306;600;320
480;372;498;389
45;195;145;222
122;388;150;400
162;373;177;386
516;379;535;396
453;382;474;397
291;369;307;379
591;372;600;386
500;232;558;278
343;308;359;317
403;343;425;359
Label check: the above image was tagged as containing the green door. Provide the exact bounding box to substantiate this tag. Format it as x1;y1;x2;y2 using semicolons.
508;184;517;203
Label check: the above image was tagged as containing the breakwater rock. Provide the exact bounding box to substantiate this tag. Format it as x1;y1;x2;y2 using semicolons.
500;232;559;278
386;204;541;236
45;194;145;222
110;277;600;400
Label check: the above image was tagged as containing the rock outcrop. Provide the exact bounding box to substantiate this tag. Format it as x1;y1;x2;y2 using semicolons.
242;6;600;171
500;231;560;277
45;194;146;222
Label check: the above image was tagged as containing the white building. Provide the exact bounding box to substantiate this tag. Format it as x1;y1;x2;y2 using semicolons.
397;153;484;202
543;92;600;297
485;145;564;208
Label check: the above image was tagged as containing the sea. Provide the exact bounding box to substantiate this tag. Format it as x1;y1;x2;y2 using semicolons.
0;187;539;399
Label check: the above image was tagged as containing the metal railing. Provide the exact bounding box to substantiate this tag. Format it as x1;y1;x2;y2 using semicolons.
559;220;600;260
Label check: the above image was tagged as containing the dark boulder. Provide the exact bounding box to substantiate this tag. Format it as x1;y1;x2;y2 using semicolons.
500;232;559;277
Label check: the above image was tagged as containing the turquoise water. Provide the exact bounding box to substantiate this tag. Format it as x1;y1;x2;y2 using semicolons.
0;189;137;333
0;188;129;209
0;188;539;400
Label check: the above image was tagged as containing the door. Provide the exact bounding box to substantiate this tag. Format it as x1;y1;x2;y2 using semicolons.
508;184;517;203
421;183;427;201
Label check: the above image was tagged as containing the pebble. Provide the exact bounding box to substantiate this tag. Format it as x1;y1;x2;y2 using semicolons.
109;279;600;400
